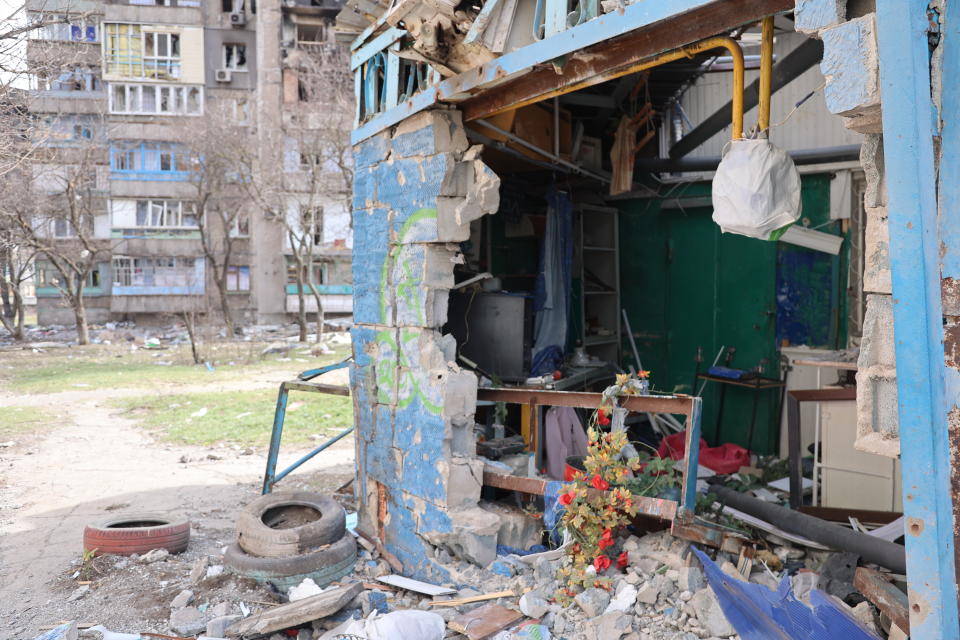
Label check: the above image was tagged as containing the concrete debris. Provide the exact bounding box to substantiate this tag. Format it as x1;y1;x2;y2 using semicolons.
206;614;242;638
139;548;169;564
170;606;208;636
605;583;638;613
66;585;90;602
519;590;550;618
575;587;611;618
585;611;632;640
206;564;225;579
688;587;736;637
190;556;210;584
170;589;194;609
677;566;705;592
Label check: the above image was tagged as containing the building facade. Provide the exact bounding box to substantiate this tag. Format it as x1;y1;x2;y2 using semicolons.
25;0;353;327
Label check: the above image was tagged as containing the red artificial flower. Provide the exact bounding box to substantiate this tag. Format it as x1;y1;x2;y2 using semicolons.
591;474;610;491
597;408;611;426
558;490;576;506
598;528;614;550
617;552;629;569
593;555;611;572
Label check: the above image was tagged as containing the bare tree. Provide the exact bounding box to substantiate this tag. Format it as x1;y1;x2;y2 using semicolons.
1;130;109;345
0;203;35;340
176;105;256;337
276;39;354;342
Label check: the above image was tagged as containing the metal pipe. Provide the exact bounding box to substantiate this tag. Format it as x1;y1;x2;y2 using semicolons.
758;16;774;133
628;144;861;174
472;118;611;182
272;426;356;486
711;484;907;574
486;36;745;141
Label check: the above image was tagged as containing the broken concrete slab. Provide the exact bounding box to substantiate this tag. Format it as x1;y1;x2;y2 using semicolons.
688;587;735;637
170;589;194;609
207;615;242;638
575;587;611;617
170;606;207;636
585;611;632;640
519;591;550;618
225;582;363;637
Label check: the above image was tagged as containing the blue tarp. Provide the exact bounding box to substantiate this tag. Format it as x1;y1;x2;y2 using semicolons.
693;549;883;640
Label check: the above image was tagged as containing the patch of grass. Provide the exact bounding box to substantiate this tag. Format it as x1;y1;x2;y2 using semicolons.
0;406;64;439
1;343;350;395
112;388;354;447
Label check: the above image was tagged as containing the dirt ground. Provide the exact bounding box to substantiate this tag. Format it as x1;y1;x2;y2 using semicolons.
0;366;356;638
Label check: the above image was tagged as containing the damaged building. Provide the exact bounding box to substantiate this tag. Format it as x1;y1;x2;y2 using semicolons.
334;0;960;635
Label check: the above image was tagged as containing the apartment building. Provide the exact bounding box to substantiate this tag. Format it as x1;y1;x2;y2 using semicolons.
24;0;353;327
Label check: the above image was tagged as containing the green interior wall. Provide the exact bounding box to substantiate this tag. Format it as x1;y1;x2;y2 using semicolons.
617;174;846;454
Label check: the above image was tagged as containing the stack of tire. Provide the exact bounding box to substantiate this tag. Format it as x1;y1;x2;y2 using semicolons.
224;491;357;589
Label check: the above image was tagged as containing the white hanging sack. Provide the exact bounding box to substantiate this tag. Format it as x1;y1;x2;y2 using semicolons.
711;138;802;240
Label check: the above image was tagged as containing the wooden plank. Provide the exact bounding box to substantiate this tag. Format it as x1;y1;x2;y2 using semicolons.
458;0;793;120
789;387;857;403
376;574;457;596
431;589;517;607
476;387;694;416
854;567;910;633
448;603;523;639
226;583;362;637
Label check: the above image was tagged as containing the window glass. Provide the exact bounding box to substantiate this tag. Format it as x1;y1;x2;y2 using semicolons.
142;85;156;111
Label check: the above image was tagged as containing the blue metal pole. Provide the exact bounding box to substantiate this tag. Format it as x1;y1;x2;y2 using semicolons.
876;0;960;634
262;384;290;495
682;397;702;512
272;427;356;485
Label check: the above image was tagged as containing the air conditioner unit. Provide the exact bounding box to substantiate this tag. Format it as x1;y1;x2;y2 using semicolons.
215;69;233;83
229;10;246;26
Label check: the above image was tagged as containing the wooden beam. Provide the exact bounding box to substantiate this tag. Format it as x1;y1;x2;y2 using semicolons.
458;0;793;121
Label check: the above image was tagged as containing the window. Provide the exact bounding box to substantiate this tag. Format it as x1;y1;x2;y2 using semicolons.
222;0;255;12
111;83;202;115
287;261;325;285
110;142;189;180
299;153;322;171
144;31;180;78
104;24;182;80
129;200;198;229
230;98;251;125
32;14;98;42
300;207;323;245
112;256;196;287
297;24;328;44
226;265;250;291
53;219;75;238
73;124;93;140
44;67;101;93
231;215;250;237
35;266;100;288
223;44;247;71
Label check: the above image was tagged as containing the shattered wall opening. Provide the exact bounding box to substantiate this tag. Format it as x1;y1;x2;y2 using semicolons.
349;108;502;580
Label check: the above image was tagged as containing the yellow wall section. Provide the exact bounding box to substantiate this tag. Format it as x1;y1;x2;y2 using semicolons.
179;27;204;84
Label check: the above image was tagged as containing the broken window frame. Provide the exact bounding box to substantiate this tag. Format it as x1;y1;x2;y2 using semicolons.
111;255;197;288
222;43;248;71
129;199;199;229
30;13;99;42
108;83;203;116
110;142;190;180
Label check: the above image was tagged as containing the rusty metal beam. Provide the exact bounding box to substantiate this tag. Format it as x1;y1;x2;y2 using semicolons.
476;387;695;416
457;0;792;121
284;381;352;396
482;471;679;521
854;567;910;634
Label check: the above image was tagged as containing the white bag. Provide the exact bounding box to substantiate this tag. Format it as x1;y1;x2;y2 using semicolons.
319;610;446;640
711;138;802;240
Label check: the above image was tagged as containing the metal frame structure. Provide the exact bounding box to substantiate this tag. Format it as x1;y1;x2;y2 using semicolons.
475;387;746;553
876;0;960;634
261;359;354;494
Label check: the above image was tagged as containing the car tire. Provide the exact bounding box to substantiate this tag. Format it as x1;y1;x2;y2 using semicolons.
237;491;346;558
83;514;190;556
224;533;357;589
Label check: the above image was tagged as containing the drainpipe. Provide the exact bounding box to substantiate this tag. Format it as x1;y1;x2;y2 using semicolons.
758;16;775;134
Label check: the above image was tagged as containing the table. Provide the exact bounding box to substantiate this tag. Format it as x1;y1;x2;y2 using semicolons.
696;373;785;452
786;386;857;508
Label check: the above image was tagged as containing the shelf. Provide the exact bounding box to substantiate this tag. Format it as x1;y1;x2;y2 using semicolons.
584;290;616;295
583;246;616;251
584;335;618;345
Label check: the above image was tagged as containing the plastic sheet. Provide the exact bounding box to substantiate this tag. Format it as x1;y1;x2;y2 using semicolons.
693;549;883;640
712;138;802;240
